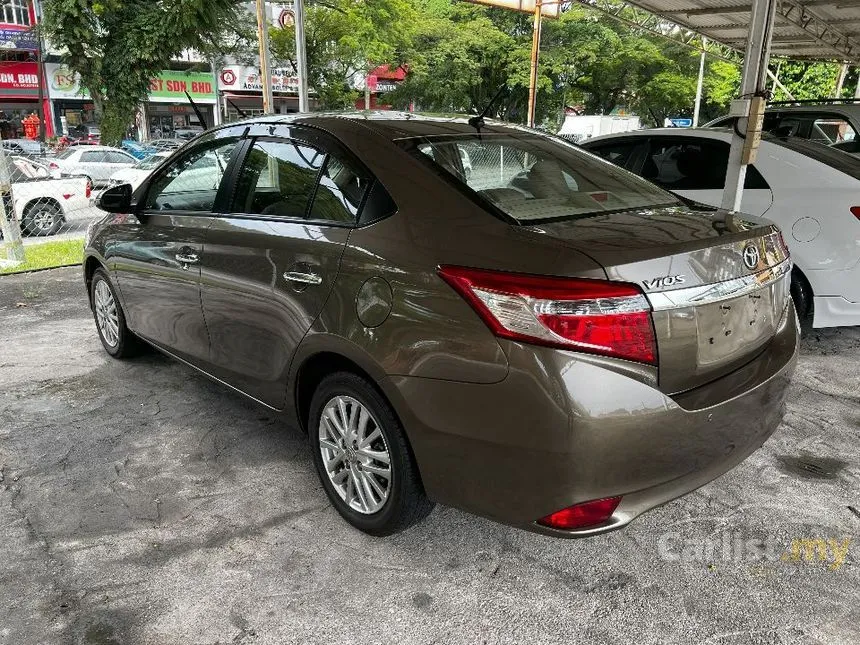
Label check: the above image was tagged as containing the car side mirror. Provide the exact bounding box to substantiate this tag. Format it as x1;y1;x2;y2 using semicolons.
98;183;133;213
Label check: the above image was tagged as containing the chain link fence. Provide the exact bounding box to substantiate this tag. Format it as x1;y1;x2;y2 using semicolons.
0;139;181;272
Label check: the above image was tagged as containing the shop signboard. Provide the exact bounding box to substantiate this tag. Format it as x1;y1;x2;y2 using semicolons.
149;71;216;104
46;63;89;100
0;61;39;98
0;26;38;50
219;65;299;94
47;66;217;104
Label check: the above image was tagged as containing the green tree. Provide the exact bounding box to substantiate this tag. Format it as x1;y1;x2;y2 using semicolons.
269;0;417;110
41;0;252;144
769;61;840;101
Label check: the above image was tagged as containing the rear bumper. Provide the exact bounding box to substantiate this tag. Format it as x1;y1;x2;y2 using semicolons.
394;303;798;537
806;263;860;327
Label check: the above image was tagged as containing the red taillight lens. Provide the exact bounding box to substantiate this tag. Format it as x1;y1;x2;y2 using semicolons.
85;180;92;198
850;206;860;220
49;161;58;170
438;266;657;364
537;496;622;530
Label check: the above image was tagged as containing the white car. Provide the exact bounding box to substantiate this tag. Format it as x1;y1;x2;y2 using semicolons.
108;152;171;191
49;145;137;187
582;128;860;328
3;156;92;236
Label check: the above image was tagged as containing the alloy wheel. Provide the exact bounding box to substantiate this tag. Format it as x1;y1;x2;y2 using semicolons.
318;395;392;514
94;280;120;348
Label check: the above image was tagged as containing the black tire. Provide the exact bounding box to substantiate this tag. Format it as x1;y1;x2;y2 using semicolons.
309;372;434;536
90;268;141;358
790;268;813;327
21;201;64;236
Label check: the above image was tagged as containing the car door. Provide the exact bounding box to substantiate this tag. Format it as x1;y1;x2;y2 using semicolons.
77;150;113;183
105;150;136;174
109;129;243;365
637;137;773;216
200;124;371;408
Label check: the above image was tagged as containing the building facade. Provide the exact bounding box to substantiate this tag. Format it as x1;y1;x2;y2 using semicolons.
0;0;53;138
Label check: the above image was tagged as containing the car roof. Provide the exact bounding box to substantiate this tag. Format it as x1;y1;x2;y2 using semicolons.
584;128;734;144
72;145;129;151
216;111;531;142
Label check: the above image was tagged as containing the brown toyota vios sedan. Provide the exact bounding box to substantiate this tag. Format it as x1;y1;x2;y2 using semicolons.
84;113;798;537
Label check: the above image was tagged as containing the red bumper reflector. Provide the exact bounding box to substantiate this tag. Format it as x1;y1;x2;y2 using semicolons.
537;496;622;530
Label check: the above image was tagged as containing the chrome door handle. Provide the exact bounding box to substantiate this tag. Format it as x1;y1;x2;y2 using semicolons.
175;252;199;265
283;271;322;285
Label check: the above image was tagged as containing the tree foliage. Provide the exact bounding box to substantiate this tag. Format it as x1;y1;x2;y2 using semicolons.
269;0;417;110
41;0;253;144
268;0;746;129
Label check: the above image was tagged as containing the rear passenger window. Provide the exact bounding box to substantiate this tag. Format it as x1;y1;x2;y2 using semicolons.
310;155;369;222
233;139;323;217
234;137;369;223
644;140;768;191
587;141;643;170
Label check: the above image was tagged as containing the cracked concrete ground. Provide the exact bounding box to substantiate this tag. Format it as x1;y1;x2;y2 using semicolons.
1;266;859;645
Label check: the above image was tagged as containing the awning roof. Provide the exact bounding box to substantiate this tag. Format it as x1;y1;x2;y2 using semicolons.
624;0;860;63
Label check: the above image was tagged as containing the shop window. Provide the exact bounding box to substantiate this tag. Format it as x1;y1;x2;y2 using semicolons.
2;0;31;26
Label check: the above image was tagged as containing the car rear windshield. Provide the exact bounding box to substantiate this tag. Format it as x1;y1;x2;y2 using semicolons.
768;135;860;180
400;132;679;223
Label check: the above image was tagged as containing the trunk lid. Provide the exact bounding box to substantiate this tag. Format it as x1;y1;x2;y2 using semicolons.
524;206;792;393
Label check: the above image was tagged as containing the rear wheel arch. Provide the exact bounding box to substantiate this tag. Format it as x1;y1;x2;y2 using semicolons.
295;350;388;435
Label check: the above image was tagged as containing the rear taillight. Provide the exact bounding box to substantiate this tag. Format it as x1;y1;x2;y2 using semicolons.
851;206;860;220
537;496;622;530
438;266;657;364
85;180;92;198
49;161;58;170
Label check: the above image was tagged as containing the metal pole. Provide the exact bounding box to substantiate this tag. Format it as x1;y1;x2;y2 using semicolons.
255;0;274;114
721;0;776;211
692;38;706;128
767;68;794;101
0;134;24;266
527;1;542;128
211;59;223;126
834;62;849;97
294;0;309;112
34;0;48;141
364;78;371;110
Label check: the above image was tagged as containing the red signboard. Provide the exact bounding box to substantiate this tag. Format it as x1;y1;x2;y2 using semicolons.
0;61;39;94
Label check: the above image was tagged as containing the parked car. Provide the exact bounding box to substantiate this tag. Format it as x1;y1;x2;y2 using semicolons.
173;126;204;140
108;152;172;191
121;139;158;160
2;138;52;160
84;114;798;537
68;123;101;143
148;138;184;152
3;156;92;236
705;102;860;151
49;145;137;187
582;128;860;328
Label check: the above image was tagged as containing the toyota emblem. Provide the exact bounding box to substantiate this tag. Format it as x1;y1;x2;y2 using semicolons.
742;244;760;270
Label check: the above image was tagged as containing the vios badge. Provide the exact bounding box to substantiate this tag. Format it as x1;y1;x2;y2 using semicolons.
742;244;760;270
642;275;686;290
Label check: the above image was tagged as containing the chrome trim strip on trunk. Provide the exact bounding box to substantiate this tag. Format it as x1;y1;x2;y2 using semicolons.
646;259;792;311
